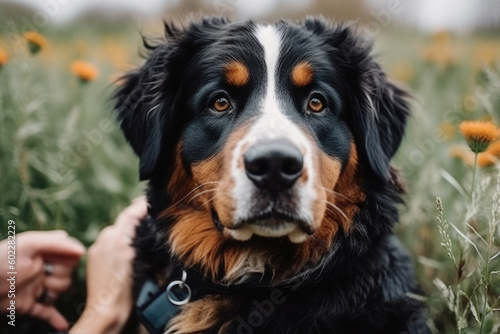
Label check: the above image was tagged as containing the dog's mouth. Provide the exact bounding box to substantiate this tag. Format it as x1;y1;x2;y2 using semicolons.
214;208;314;243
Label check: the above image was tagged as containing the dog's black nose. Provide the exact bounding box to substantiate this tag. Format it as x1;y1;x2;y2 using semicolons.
244;141;303;192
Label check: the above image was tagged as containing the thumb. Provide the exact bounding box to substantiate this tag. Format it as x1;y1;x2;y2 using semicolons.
23;231;86;258
30;303;69;332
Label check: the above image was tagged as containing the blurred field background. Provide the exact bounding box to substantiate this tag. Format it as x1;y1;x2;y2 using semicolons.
1;0;500;333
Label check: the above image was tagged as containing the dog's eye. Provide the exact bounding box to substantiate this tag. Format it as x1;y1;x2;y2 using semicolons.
212;97;231;113
307;97;325;113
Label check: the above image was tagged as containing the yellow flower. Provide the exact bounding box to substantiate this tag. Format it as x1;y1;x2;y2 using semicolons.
459;120;500;153
478;141;500;167
24;31;47;54
71;60;99;83
0;48;8;67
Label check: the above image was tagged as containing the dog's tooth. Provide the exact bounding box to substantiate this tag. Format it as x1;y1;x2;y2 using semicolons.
288;229;308;243
230;226;254;241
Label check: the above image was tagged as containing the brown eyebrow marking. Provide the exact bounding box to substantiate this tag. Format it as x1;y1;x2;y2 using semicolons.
291;62;314;87
225;61;250;87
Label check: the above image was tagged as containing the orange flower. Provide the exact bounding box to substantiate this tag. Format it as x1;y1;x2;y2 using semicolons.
439;122;456;141
71;60;99;83
421;31;457;69
421;44;456;68
459;120;500;153
478;140;500;167
432;31;451;44
24;31;47;54
478;152;497;167
0;48;8;67
486;140;500;156
391;62;415;83
450;145;475;166
472;42;500;72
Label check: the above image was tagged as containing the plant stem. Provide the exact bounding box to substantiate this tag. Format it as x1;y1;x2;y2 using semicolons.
470;153;478;204
479;226;493;333
456;282;462;334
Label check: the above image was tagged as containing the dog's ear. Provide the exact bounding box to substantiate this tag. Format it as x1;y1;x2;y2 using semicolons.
351;62;410;182
114;69;164;180
114;18;233;180
302;18;410;182
114;69;161;180
114;28;183;180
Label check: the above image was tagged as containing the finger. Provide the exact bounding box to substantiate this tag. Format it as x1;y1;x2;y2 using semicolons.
25;231;86;258
122;198;148;222
41;261;74;278
45;253;82;266
15;257;44;287
132;195;147;204
114;202;147;234
44;276;71;293
30;303;69;332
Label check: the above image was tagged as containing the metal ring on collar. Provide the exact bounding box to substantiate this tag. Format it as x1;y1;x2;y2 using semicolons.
166;270;191;306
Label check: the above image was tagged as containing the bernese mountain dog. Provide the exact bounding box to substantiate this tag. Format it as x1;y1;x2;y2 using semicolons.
114;17;430;334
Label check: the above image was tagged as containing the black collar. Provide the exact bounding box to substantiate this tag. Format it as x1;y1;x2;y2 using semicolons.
136;263;279;334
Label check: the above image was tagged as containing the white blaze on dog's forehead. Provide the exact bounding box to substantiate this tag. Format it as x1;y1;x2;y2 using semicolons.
254;24;281;119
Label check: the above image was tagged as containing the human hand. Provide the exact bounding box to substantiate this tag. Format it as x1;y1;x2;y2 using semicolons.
0;230;85;331
70;196;147;334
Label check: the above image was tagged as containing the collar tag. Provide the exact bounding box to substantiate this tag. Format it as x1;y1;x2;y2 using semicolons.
137;270;191;334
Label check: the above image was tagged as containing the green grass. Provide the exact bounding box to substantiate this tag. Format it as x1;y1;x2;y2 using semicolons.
0;20;499;333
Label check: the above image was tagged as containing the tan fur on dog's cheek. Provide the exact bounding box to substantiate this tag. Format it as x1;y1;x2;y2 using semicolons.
333;143;365;232
190;155;223;210
160;144;197;218
160;144;222;218
213;122;253;228
319;154;342;190
312;154;342;230
290;142;364;272
168;211;224;279
213;190;235;226
312;189;327;231
166;295;233;334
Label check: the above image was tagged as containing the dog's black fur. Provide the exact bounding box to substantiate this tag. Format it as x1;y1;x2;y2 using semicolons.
114;17;430;334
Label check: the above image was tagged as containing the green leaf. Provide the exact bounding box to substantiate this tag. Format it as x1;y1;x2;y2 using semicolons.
448;220;485;263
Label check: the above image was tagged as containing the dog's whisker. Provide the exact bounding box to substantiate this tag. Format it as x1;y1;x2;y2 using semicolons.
187;188;236;204
170;181;220;208
187;188;219;203
324;200;349;221
320;186;351;201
